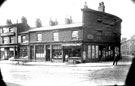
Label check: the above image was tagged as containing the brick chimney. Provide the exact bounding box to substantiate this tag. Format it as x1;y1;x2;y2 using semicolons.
65;16;73;24
98;2;105;12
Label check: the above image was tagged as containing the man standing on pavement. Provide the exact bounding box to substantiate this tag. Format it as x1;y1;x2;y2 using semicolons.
113;53;119;66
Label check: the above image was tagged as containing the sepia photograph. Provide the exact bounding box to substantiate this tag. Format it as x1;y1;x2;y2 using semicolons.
0;0;135;86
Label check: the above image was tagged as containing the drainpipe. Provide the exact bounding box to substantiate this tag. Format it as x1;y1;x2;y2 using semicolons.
16;20;19;59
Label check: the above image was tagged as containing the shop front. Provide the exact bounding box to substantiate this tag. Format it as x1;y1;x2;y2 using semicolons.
85;44;120;62
29;43;82;63
29;44;45;62
19;45;28;59
52;45;63;62
28;43;120;63
0;46;17;60
62;43;82;63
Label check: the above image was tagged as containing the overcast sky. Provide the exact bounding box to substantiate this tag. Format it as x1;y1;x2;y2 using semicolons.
0;0;135;39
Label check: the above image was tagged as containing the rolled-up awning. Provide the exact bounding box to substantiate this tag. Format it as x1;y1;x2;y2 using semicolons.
62;43;82;46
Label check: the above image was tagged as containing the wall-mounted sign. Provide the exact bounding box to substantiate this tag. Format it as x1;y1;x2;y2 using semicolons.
1;32;15;36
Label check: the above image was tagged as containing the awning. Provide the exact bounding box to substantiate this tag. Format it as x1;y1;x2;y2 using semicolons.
62;43;82;46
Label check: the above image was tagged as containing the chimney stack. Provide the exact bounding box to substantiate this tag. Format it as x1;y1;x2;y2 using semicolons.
84;2;88;9
98;2;105;12
49;18;58;26
65;16;73;24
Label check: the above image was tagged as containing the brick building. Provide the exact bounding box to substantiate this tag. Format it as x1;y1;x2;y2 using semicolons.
17;2;122;63
0;2;122;63
0;23;30;60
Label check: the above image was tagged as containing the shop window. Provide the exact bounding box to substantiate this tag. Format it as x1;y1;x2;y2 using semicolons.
53;32;59;41
19;46;28;57
36;45;44;58
37;33;42;41
72;30;79;40
68;47;81;57
96;46;99;58
52;45;62;59
88;45;91;58
92;45;95;59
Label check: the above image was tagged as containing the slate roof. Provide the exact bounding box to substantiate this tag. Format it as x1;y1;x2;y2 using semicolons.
20;23;83;34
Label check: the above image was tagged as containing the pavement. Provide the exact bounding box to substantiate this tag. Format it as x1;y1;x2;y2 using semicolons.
0;55;132;67
0;55;133;86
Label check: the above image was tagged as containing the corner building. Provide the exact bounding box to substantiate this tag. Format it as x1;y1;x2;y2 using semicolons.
19;3;122;62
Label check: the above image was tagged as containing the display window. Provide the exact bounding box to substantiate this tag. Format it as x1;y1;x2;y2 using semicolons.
52;45;62;59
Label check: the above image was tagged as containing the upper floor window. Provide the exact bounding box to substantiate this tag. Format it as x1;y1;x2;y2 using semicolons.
3;37;9;44
37;33;42;41
96;30;102;35
9;27;15;32
72;31;79;40
10;36;14;43
18;35;22;43
22;35;26;43
0;28;2;33
96;30;102;40
3;27;9;33
53;32;59;41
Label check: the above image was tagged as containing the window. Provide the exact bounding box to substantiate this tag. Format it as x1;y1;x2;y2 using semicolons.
10;36;14;43
3;27;9;33
18;35;22;43
52;45;62;59
9;27;15;32
22;36;26;43
3;37;9;44
96;30;102;40
72;31;78;40
0;28;3;33
37;33;42;41
35;45;44;58
88;45;91;58
53;32;59;41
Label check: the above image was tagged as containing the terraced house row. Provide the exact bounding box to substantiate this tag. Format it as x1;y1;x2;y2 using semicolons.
0;2;122;63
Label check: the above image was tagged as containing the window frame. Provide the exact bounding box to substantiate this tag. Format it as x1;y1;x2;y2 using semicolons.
53;32;59;41
37;33;42;41
72;30;79;40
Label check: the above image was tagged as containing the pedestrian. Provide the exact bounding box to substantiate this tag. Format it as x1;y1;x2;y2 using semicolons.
125;53;135;86
0;69;7;86
113;54;119;65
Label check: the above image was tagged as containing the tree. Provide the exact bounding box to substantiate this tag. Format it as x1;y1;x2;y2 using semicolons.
35;18;42;27
6;19;12;25
21;16;27;24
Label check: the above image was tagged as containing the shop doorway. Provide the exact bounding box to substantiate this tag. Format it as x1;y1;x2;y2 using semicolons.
30;46;34;60
46;45;50;61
